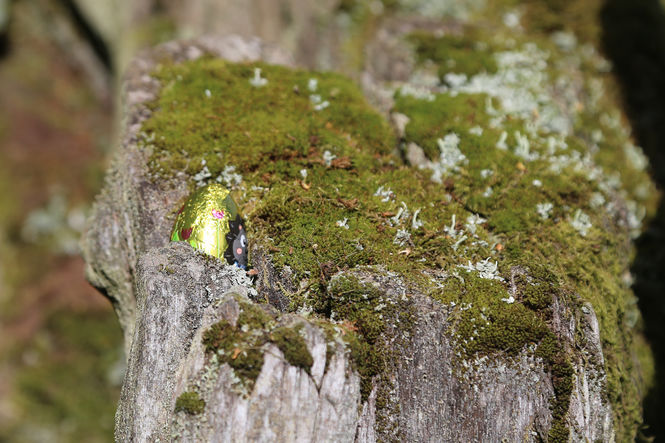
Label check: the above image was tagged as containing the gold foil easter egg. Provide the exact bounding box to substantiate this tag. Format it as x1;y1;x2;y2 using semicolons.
171;184;248;268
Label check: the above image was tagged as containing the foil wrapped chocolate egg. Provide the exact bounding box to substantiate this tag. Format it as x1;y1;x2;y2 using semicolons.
171;184;248;269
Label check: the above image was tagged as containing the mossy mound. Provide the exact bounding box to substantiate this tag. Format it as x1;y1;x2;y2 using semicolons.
142;37;655;439
143;59;393;180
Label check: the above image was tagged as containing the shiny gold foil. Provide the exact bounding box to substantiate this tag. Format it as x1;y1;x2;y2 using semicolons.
170;184;241;260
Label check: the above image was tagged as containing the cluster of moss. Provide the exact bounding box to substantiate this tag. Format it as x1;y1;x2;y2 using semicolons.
202;298;313;389
434;267;573;440
175;391;206;415
407;31;498;79
325;276;389;401
270;325;314;372
143;59;393;180
324;274;409;437
145;58;455;287
143;33;654;438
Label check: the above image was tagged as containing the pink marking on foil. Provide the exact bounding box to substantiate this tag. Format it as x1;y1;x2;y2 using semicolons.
212;209;224;219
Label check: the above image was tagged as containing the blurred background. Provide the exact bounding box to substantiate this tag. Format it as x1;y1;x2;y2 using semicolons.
0;1;121;441
1;0;664;441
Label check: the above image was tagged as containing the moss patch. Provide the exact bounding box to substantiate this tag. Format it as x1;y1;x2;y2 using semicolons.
203;319;266;384
408;31;498;79
270;324;314;373
144;47;654;439
175;391;205;415
394;29;655;440
432;269;573;441
144;57;456;289
202;298;313;390
326;275;389;401
202;300;275;389
143;59;393;180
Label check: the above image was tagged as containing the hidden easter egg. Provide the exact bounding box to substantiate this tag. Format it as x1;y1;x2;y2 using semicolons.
171;184;248;269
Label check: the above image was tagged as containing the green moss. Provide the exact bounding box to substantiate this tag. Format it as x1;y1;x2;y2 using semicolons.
394;92;492;160
203;299;317;388
159;263;176;274
237;302;274;331
324;275;411;402
408;31;498;79
145;58;454;290
144;52;653;439
432;269;572;441
521;266;559;311
548;356;575;442
202;318;266;384
392;58;638;433
202;300;276;389
345;330;386;402
270;325;314;373
433;272;547;357
175;391;205;415
144;59;393;180
330;276;385;398
520;0;603;43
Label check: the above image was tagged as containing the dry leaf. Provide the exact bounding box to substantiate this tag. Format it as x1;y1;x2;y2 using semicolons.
337;197;358;209
331;156;352;169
